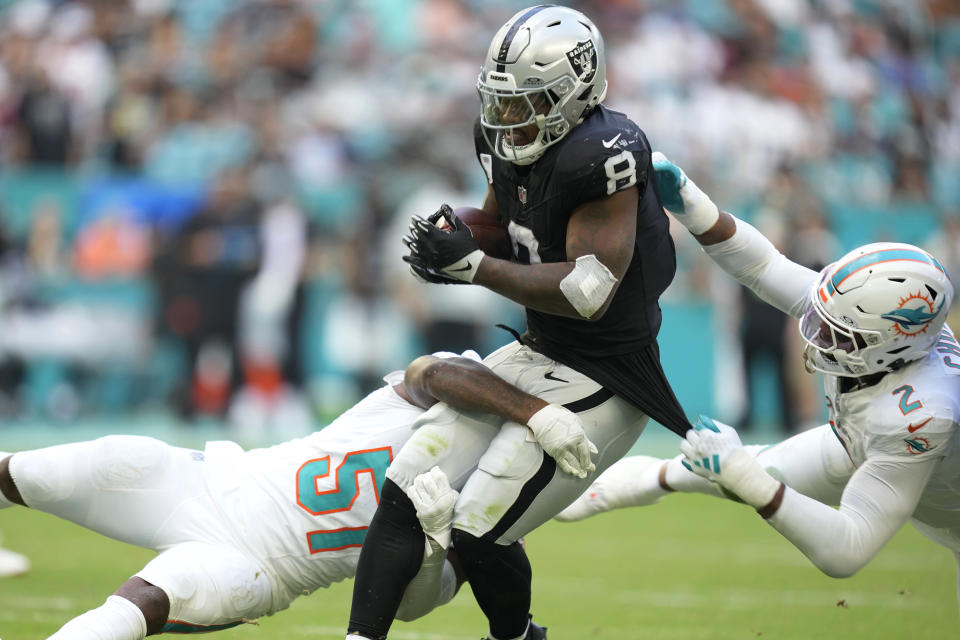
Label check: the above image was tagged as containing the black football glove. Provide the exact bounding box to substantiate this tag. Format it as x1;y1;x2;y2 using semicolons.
402;203;484;284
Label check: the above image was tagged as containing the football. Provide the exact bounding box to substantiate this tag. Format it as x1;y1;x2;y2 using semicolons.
452;206;513;260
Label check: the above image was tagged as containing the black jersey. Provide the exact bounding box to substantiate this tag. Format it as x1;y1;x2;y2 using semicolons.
474;105;676;356
473;105;690;436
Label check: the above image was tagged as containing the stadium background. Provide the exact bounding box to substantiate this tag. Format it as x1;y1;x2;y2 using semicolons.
0;0;958;637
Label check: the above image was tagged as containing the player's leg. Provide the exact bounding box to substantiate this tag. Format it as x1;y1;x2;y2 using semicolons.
453;387;648;640
4;435;208;545
0;452;31;577
45;577;169;639
557;423;852;522
47;542;274;638
347;401;503;640
4;437;242;638
0;451;25;507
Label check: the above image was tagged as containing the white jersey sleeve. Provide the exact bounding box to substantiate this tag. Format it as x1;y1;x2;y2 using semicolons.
766;327;960;576
702;216;818;318
767;454;937;577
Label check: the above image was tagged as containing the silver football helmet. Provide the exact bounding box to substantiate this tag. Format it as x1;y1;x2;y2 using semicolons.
477;5;608;165
800;242;954;377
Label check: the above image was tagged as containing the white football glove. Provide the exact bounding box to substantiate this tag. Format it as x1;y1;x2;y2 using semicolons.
527;404;598;479
409;467;458;551
651;152;720;235
680;416;781;508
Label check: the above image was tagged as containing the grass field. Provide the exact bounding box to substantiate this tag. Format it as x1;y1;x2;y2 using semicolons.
0;491;954;640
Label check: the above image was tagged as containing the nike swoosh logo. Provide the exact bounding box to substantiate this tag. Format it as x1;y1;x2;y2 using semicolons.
544;371;569;383
602;133;622;148
449;262;472;272
907;417;933;433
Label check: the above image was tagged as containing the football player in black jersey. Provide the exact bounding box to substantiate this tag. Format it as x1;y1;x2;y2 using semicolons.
346;6;691;640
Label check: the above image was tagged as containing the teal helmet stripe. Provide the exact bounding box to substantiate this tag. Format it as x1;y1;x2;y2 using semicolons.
826;249;945;297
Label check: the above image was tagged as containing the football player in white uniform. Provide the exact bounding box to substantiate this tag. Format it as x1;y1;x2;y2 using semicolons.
558;153;960;611
0;351;592;639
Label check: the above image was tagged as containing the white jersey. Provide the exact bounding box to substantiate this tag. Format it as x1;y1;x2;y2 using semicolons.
822;328;960;531
704;217;960;548
202;373;424;604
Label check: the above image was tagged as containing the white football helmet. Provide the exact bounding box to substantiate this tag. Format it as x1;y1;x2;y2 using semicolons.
800;242;954;377
477;5;608;165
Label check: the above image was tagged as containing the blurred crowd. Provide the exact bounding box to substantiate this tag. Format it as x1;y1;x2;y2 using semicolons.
0;0;956;436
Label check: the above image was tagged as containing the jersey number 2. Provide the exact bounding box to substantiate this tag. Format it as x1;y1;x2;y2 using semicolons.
295;447;392;553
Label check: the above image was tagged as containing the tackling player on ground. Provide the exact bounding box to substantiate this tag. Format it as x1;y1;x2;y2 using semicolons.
0;351;591;639
348;6;691;640
558;153;960;612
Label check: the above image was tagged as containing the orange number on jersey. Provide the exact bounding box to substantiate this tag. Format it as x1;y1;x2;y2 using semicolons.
295;448;392;553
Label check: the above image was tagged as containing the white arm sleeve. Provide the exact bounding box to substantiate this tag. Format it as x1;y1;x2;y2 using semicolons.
766;456;937;578
395;539;459;621
754;424;854;505
702;217;818;318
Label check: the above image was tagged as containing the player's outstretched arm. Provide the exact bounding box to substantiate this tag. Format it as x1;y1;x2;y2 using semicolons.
402;355;597;478
651;152;814;317
682;417;933;577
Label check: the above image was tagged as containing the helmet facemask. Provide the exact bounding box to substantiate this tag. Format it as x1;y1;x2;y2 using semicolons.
478;76;577;165
800;304;883;376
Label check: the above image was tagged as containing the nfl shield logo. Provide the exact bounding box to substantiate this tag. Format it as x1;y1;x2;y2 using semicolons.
517;185;527;205
566;40;598;83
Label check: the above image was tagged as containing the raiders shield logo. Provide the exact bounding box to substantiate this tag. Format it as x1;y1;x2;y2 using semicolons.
566;40;597;83
518;185;527;205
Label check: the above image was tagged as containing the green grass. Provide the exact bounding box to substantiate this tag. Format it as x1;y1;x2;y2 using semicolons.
0;494;954;639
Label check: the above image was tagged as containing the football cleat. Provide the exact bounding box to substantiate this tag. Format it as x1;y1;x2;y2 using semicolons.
482;616;547;640
555;456;666;522
0;545;29;577
526;619;547;640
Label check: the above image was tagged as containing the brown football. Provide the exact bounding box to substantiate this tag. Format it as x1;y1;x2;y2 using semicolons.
453;206;512;260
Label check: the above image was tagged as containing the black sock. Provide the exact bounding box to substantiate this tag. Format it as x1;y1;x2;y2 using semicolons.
347;479;425;639
450;528;531;639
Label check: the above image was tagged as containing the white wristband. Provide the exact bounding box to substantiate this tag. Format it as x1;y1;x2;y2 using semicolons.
443;249;485;283
677;179;720;235
526;404;567;438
